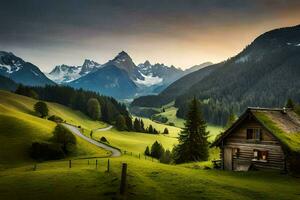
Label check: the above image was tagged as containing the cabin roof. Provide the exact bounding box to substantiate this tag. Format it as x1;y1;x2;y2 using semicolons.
212;107;300;153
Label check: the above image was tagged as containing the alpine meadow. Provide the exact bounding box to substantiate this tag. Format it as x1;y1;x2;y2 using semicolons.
1;1;300;200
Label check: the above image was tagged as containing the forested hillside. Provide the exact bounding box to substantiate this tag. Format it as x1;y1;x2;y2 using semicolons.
15;85;129;124
132;24;300;125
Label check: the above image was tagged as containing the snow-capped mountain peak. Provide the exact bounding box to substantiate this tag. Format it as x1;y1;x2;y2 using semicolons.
47;59;101;84
0;51;25;74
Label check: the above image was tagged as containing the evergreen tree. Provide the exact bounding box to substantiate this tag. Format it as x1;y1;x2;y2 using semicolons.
286;98;295;109
144;146;150;156
140;119;145;132
34;101;49;117
133;118;141;132
173;97;209;163
124;115;133;131
87;98;101;120
148;125;154;134
150;141;164;159
153;128;159;134
116;115;127;131
163;128;169;134
160;149;172;164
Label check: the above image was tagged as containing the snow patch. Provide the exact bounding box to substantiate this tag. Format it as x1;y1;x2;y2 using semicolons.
135;73;163;86
31;70;40;76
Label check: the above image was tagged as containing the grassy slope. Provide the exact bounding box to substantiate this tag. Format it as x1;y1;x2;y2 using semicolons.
151;105;223;140
0;90;109;168
0;156;300;200
91;117;220;160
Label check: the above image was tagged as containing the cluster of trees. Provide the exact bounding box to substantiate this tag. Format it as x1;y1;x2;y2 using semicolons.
31;124;77;160
176;96;300;127
16;85;129;124
115;116;169;134
144;141;172;164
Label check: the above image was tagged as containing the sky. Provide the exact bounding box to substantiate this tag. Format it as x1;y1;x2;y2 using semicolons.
1;0;300;72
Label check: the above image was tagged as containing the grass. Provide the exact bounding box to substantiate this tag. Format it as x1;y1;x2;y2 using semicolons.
2;90;300;199
150;105;223;141
0;90;110;168
0;156;300;200
254;112;300;153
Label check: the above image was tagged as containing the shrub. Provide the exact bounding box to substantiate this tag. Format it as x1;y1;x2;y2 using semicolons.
34;101;49;117
30;142;65;161
52;124;76;153
100;136;109;144
48;115;63;123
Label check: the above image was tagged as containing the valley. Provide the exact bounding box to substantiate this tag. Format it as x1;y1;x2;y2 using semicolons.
1;3;300;199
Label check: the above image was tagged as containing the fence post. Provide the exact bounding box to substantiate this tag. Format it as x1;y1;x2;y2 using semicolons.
96;159;98;169
107;159;110;172
69;160;72;168
33;163;37;171
120;163;127;195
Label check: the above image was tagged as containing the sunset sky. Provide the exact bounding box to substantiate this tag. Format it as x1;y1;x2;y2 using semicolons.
1;0;300;72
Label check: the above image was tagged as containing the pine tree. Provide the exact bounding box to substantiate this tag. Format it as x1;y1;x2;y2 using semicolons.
133;118;141;132
140;119;145;132
148;125;154;134
150;141;164;159
144;146;150;156
160;149;172;164
124;115;133;131
116;115;127;131
163;128;169;134
173;97;209;163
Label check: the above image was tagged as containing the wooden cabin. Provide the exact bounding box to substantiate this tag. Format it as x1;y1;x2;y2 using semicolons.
212;107;300;172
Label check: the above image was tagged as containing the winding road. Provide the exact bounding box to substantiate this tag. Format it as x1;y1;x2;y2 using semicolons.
62;124;121;157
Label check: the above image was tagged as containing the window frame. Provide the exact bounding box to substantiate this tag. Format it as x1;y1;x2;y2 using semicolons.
252;149;268;162
246;128;261;141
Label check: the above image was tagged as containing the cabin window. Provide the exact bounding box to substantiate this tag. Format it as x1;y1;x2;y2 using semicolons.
247;128;261;140
253;150;268;161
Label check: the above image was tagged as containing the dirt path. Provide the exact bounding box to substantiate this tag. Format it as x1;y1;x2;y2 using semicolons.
62;124;121;157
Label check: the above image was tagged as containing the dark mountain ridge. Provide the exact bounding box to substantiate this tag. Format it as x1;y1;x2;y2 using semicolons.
132;24;300;125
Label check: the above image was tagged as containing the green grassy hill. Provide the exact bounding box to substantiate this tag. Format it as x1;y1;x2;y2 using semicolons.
0;90;109;168
1;156;300;200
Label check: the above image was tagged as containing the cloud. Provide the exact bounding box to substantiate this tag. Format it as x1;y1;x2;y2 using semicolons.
1;0;300;70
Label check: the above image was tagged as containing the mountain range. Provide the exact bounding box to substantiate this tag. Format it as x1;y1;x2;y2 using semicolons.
131;24;300;125
0;50;211;99
46;51;211;99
